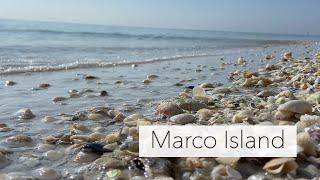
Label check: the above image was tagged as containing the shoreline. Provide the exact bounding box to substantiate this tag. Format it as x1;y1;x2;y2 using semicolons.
0;42;320;179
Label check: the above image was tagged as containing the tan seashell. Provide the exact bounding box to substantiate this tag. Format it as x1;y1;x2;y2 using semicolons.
297;132;316;156
215;157;240;167
278;100;312;114
87;113;105;121
307;92;320;104
275;110;295;121
232;110;253;123
197;109;213;121
155;102;183;117
104;132;120;144
263;157;297;174
296;114;320;132
283;52;293;60
192;86;207;97
89;132;106;142
70;135;90;143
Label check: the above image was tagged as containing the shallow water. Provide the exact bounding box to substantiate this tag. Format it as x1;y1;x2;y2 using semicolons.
0;19;320;178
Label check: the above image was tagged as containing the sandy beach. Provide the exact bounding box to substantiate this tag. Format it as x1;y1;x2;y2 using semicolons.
0;38;320;179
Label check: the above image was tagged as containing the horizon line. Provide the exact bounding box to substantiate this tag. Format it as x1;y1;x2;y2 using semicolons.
0;17;319;37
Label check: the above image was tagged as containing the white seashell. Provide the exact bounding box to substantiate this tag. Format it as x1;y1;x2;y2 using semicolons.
296;114;320;132
263;157;297;174
278;100;312;114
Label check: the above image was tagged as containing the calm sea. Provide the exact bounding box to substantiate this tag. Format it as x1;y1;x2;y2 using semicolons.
1;19;318;74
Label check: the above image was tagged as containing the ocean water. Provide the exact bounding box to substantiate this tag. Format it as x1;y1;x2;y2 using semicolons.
1;19;317;74
0;19;320;176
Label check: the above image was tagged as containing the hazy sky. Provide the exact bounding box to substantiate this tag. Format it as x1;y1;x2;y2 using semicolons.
0;0;319;35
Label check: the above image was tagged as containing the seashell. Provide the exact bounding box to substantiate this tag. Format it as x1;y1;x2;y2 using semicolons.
297;132;316;156
192;86;207;97
94;126;106;133
170;113;195;125
70;135;90;143
232;110;253;123
215;157;240;167
212;87;231;94
263;157;298;174
124;114;145;123
104;132;120;144
176;99;207;111
211;164;242;180
120;141;139;153
257;90;276;98
44;150;63;161
15;108;35;119
106;169;127;179
283;52;293;60
87;113;105;121
0;153;10;169
34;167;61;180
93;156;124;169
53;96;67;102
275;90;296;100
5;80;16;86
307;92;320;104
156;102;183;117
74;151;101;163
197;109;213;121
275;110;295;121
296;114;320;132
89;132;106;141
4;135;33;147
72;123;89;132
278;100;312;114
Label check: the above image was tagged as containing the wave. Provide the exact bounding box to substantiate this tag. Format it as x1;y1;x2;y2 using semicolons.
0;28;296;43
0;53;215;75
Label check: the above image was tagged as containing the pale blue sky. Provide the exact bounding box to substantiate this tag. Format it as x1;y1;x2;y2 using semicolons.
0;0;319;35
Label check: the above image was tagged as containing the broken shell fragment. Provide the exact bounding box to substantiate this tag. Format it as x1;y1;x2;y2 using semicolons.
263;157;298;174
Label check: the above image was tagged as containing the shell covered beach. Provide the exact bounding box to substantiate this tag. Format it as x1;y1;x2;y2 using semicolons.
1;41;320;179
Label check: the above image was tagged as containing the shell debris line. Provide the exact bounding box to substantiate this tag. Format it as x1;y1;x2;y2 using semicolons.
1;47;320;180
